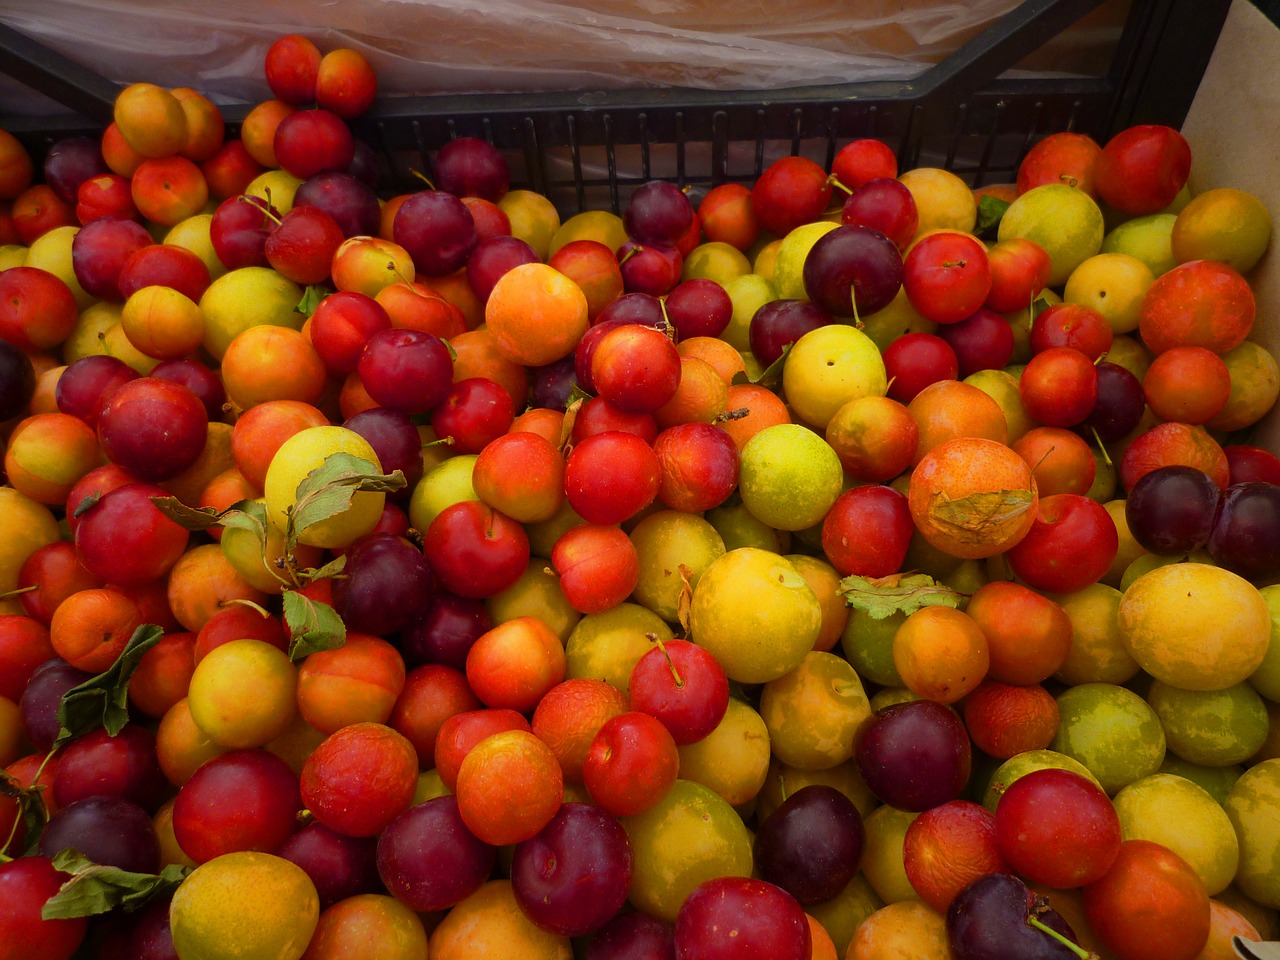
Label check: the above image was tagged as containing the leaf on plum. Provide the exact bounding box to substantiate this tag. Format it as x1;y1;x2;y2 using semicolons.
282;590;346;661
295;284;330;318
676;563;695;635
927;487;1035;544
752;343;792;389
0;770;50;858
53;624;166;749
975;194;1011;238
41;849;190;919
149;495;268;537
838;572;965;619
287;453;405;544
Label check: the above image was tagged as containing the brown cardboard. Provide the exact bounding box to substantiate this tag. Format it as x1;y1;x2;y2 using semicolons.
1181;0;1280;452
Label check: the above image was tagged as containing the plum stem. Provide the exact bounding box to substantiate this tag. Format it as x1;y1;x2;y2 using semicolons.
237;192;283;227
0;584;37;600
827;173;852;196
409;168;436;190
1026;915;1094;960
1090;427;1113;467
646;632;684;687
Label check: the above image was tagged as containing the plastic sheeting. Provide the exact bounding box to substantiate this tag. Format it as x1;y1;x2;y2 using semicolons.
0;0;1129;117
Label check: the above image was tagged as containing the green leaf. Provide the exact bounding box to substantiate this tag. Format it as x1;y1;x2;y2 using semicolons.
753;342;792;389
975;194;1011;238
288;453;406;542
150;495;269;537
71;491;102;519
216;498;270;537
42;849;190;919
0;769;50;858
283;591;347;661
565;381;594;407
53;625;166;749
838;572;966;619
301;554;348;583
295;284;330;319
1029;296;1053;324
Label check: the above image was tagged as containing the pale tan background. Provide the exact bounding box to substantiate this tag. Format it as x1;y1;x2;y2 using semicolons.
1182;0;1280;451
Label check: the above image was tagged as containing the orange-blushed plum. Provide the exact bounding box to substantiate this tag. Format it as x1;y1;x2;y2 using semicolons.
100;121;144;177
892;606;990;705
156;697;229;787
11;184;76;246
1117;420;1229;493
964;580;1072;685
654;355;728;428
221;324;328;412
301;722;419;838
472;430;566;524
186;638;299;750
448;327;530;408
229;399;330;493
129;631;197;720
582;711;679;819
455;729;564;847
201;139;263;201
433;707;531;792
508;406;564;446
697;182;760;251
315;48;377;119
375;282;468;339
825;394;917;483
165;541;269;634
718;382;791;453
1011;426;1096;498
676;335;747;386
48;587;143;673
193;604;287;664
131;155;209;227
531;678;628;785
112;81;187;159
120;285;205;361
465;616;566;713
169;86;224;163
551;524;640;615
13;542;101;627
1082;839;1211;960
239;98;296;169
3;412;102;506
387;663;482;763
907;379;1009;465
546;239;624;321
297;633;407;734
300;894;428;960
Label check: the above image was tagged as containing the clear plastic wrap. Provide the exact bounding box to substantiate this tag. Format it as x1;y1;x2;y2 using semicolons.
0;0;1128;116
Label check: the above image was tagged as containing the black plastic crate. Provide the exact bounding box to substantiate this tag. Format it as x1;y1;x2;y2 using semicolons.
0;0;1238;214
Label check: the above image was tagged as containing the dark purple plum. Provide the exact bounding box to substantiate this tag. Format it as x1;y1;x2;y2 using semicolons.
1207;481;1280;582
277;822;381;908
855;699;971;812
0;337;36;421
357;327;455;415
346;138;381;190
511;802;633;937
376;795;496;912
595;292;666;329
1078;360;1144;445
293;170;381;239
434;137;510;202
936;307;1016;378
529;354;578;412
749;298;832;367
38;795;160;874
466;234;540;303
44;136;108;203
802;223;903;319
19;658;94;753
584;911;676;960
125;895;179;960
331;532;435;636
1125;465;1220;556
399;592;491;670
624;181;694;247
342;406;425;498
393;190;478;277
947;872;1084;960
753;785;864;904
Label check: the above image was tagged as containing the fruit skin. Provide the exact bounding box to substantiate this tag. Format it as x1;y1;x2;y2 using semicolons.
946;871;1084;960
